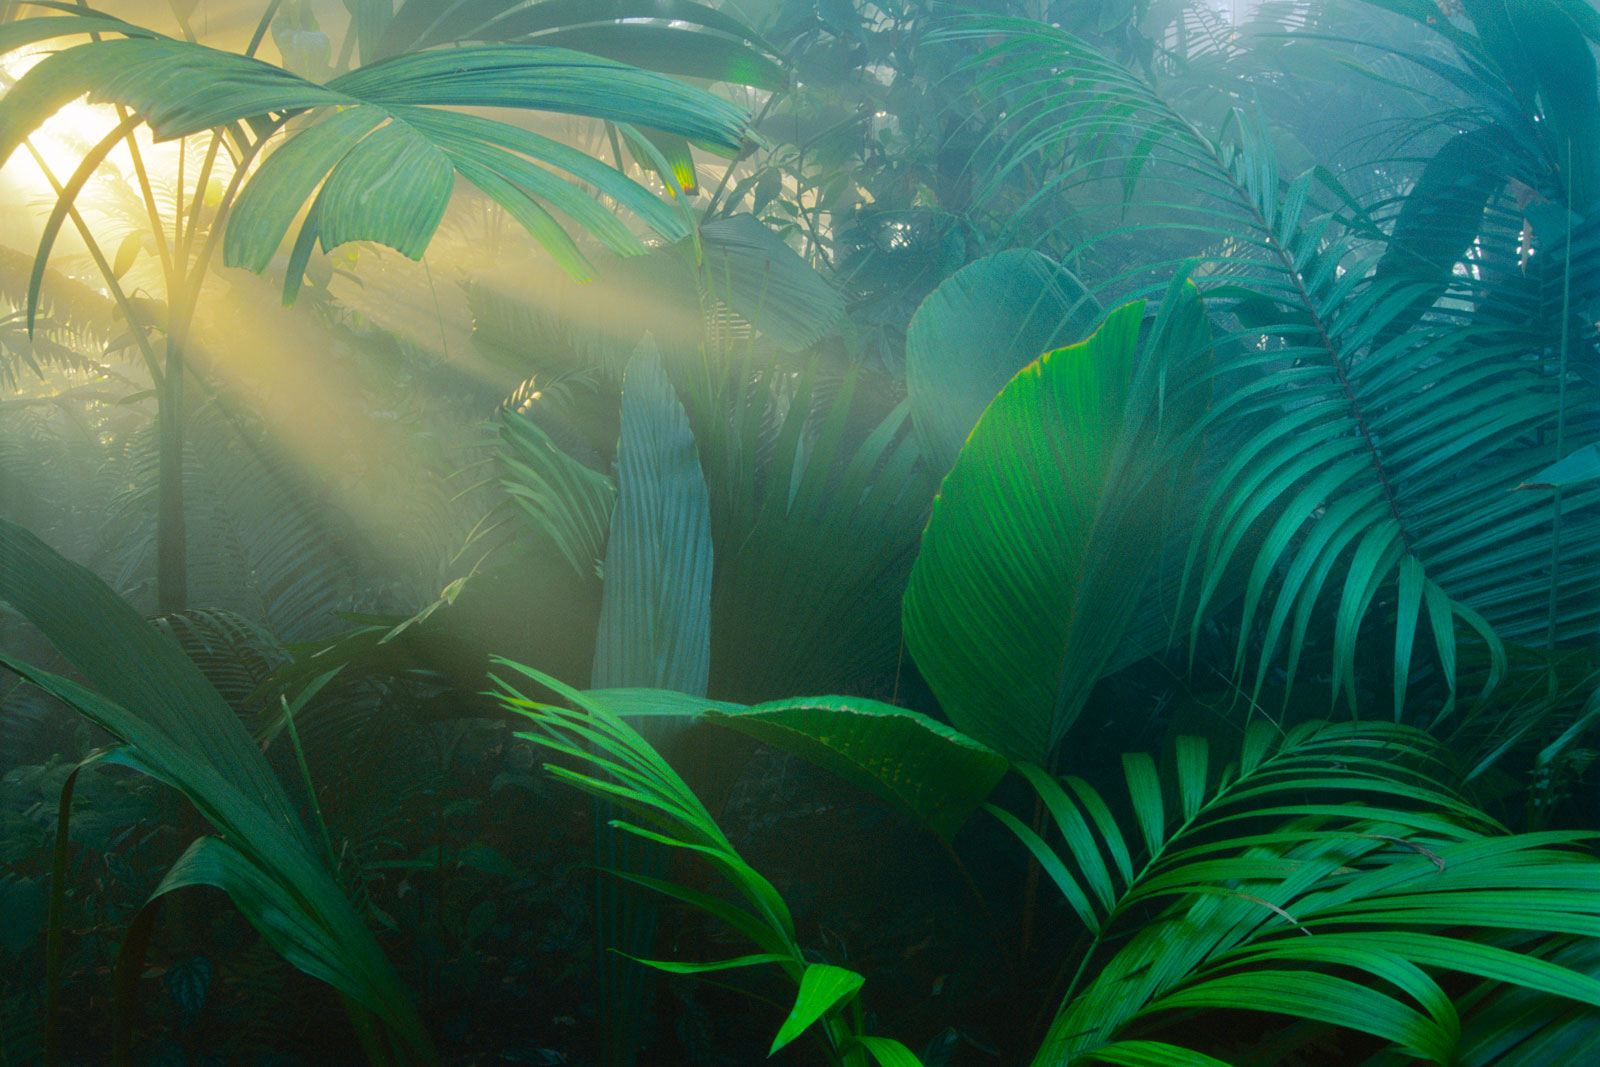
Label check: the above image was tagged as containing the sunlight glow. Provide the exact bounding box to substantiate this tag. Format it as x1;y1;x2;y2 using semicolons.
0;46;234;220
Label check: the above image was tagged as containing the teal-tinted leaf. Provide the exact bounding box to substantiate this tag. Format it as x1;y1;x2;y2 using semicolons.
313;117;453;257
165;955;213;1019
905;249;1100;475
769;963;865;1055
699;214;845;351
591;338;713;695
0;19;747;299
1524;443;1600;489
495;406;617;578
375;0;787;90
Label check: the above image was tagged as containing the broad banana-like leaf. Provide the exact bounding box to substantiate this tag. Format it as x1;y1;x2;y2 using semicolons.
591;338;713;694
905;249;1100;476
0;519;432;1060
903;286;1210;763
0;10;749;309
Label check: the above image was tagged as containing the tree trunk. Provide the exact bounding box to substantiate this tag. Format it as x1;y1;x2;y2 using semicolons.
156;334;186;614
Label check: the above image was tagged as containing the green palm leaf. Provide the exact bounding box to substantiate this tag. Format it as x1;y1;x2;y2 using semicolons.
698;360;930;701
580;686;1007;842
945;19;1600;716
373;0;787;89
1000;719;1600;1067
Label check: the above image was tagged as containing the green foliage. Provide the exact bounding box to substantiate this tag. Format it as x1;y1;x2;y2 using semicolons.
495;662;925;1067
904;284;1210;763
695;359;930;701
700;213;847;352
0;519;432;1063
949;17;1600;718
702;695;1007;844
1002;719;1600;1066
592;338;713;695
0;10;749;304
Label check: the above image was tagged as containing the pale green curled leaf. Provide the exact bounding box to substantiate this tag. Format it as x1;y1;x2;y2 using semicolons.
770;963;866;1055
904;286;1211;762
592;338;713;695
905;248;1100;475
496;405;616;578
704;696;1008;843
851;1035;928;1067
0;520;432;1060
1524;442;1600;489
699;214;846;351
0;12;749;305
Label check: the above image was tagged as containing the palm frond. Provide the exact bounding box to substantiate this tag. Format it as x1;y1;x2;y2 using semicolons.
1004;719;1600;1066
944;19;1600;719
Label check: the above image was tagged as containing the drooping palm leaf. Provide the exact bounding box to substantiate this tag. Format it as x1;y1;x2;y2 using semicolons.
492;661;917;1067
581;686;1009;842
903;284;1211;763
0;9;750;309
0;519;432;1062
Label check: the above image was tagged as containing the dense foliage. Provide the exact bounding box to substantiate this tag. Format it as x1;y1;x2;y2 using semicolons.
3;0;1600;1064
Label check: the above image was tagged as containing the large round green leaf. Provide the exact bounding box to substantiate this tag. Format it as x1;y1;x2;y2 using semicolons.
905;249;1099;475
903;287;1210;763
